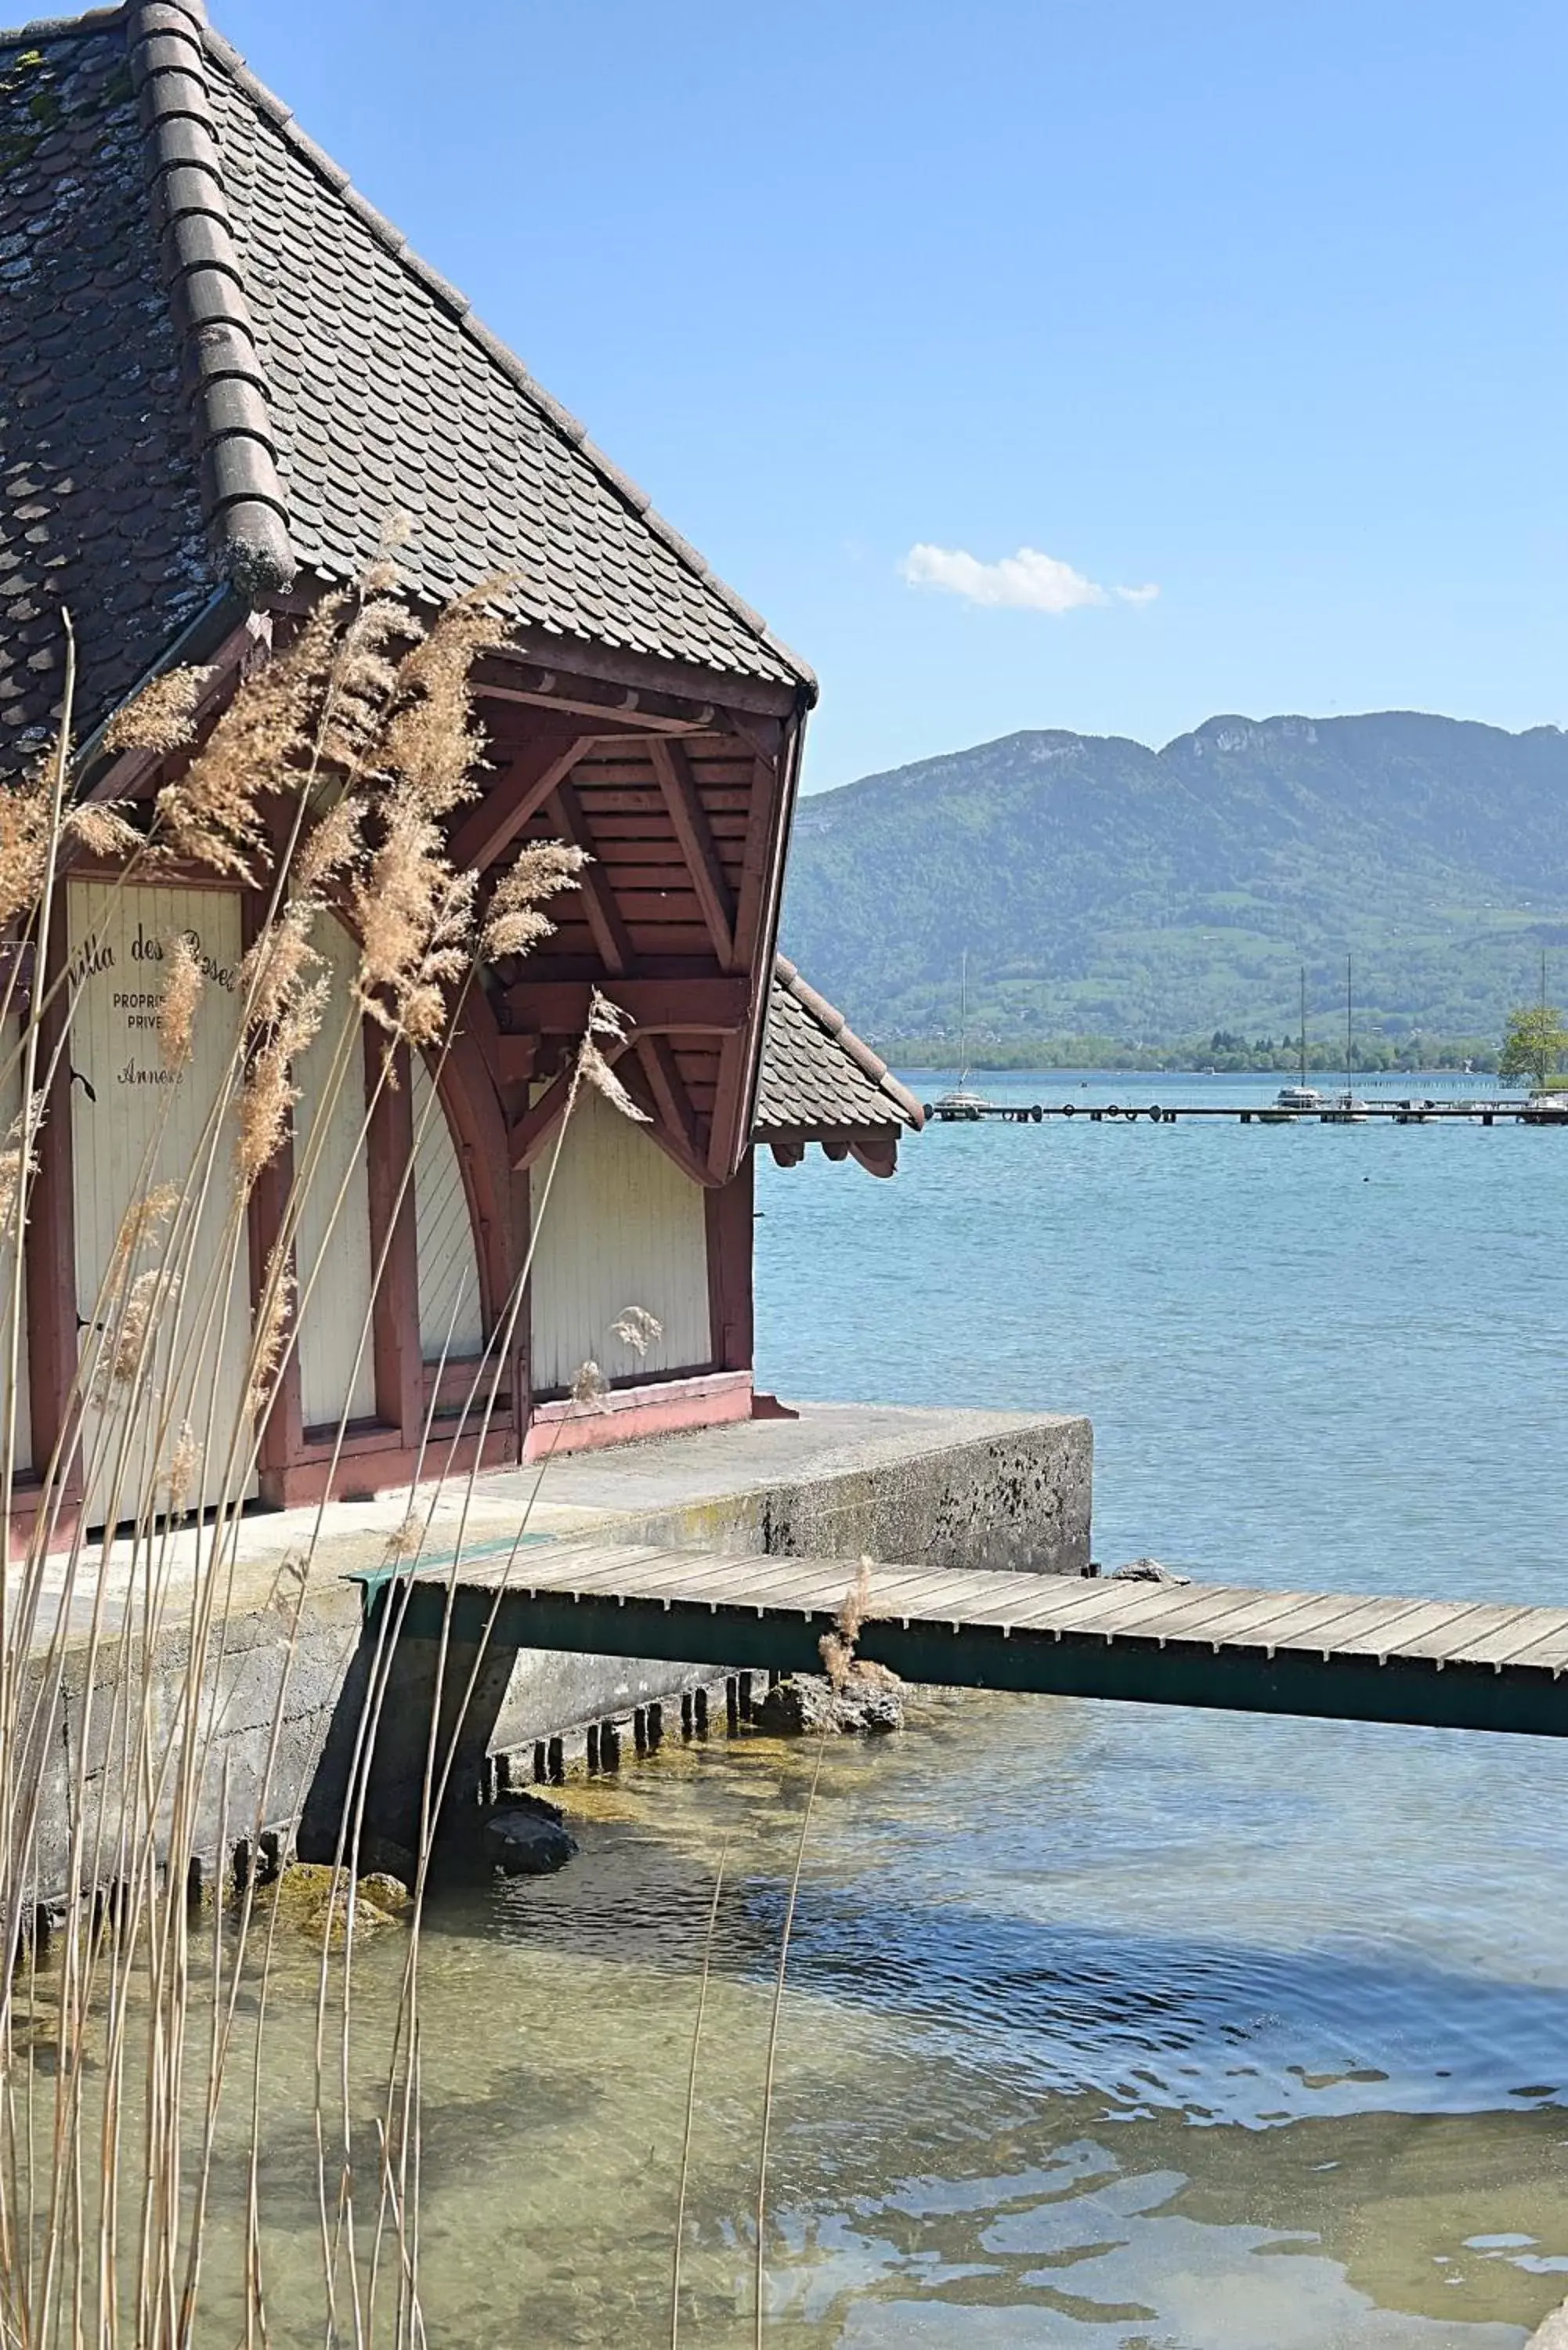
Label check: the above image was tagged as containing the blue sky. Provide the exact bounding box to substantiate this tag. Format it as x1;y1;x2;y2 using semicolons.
219;0;1566;793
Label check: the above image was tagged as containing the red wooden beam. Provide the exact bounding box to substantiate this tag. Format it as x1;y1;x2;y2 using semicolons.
470;656;721;734
507;1064;577;1173
448;729;598;875
495;1032;540;1085
705;751;779;1177
500;976;749;1036
633;1035;714;1188
704;1158;754;1372
706;1032;751;1183
546;780;633;974
718;714;804;1179
649;737;735;967
730;755;779;971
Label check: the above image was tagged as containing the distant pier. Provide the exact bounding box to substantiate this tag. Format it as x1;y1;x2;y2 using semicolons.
924;1097;1568;1128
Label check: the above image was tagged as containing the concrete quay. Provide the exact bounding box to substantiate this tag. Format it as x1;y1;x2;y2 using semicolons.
20;1401;1092;1896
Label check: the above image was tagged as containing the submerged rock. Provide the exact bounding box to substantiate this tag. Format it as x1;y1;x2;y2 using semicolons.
485;1805;578;1876
262;1863;409;1942
1111;1556;1190;1585
358;1871;413;1917
753;1665;905;1737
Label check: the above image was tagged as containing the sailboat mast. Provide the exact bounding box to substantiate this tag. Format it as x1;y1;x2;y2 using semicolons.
959;949;969;1085
1300;966;1307;1087
1346;954;1353;1098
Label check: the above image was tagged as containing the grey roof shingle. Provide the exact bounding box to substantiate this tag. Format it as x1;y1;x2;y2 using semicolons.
0;16;215;765
753;957;925;1140
0;1;811;773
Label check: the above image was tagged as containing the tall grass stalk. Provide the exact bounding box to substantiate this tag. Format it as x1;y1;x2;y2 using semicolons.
0;559;628;2350
753;1732;828;2350
670;1841;728;2350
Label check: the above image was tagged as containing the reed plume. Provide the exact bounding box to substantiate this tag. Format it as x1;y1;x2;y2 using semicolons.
610;1306;662;1358
157;934;204;1071
101;665;207;758
63;802;143;859
156;599;341;880
0;561;623;2350
0;754;56;928
819;1557;874;1690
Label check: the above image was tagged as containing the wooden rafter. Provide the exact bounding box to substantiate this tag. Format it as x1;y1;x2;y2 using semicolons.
649;737;735;967
501;977;749;1036
507;1064;580;1173
715;712;803;1179
720;710;784;764
706;751;779;1175
546;780;632;974
472;678;705;735
482;624;803;720
627;1037;714;1188
448;729;598;874
706;1031;752;1183
730;755;778;971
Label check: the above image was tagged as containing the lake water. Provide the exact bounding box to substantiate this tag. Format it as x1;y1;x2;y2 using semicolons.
39;1073;1568;2347
371;1072;1568;2348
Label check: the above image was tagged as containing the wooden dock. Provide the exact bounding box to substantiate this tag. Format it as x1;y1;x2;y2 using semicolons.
370;1543;1568;1739
925;1098;1568;1126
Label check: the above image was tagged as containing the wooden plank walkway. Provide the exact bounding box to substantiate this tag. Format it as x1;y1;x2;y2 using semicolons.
370;1545;1568;1738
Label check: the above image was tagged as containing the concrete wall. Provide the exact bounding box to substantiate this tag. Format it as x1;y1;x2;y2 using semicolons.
612;1415;1093;1578
23;1580;365;1904
23;1404;1093;1896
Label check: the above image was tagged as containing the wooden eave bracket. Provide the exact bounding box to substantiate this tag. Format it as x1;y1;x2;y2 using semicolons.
547;780;632;973
648;736;735;967
632;1034;712;1185
448;729;598;875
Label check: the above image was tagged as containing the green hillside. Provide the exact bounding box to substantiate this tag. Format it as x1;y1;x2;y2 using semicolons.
780;712;1568;1061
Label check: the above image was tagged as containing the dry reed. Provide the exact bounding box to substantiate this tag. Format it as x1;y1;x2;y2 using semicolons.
0;552;652;2350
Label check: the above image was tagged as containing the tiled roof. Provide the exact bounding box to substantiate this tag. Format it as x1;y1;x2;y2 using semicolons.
199;27;807;689
0;16;217;768
753;957;926;1139
0;1;811;774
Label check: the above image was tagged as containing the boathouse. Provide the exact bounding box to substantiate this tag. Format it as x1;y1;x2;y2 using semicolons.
0;0;923;1543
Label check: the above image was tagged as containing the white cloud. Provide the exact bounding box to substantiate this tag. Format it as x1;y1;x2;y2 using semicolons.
901;542;1159;614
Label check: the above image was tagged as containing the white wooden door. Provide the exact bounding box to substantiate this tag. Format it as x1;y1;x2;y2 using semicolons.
412;1051;482;1363
0;1018;31;1477
67;881;255;1525
529;1085;710;1394
291;913;377;1433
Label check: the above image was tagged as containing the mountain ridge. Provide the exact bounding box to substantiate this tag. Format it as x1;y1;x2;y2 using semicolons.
782;710;1568;1050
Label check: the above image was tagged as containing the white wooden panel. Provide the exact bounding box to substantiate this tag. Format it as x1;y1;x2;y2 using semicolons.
412;1051;482;1361
67;881;255;1522
529;1086;711;1394
292;913;377;1431
0;1021;31;1475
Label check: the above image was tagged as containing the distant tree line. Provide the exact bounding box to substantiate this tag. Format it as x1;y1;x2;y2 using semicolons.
887;1032;1504;1075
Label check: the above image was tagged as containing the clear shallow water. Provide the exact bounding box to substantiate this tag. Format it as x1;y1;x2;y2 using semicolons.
36;1073;1568;2346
